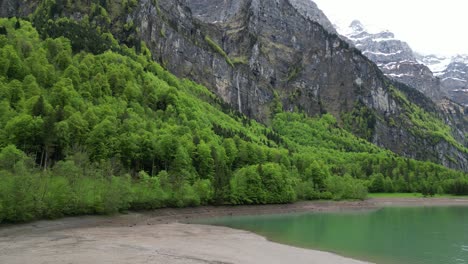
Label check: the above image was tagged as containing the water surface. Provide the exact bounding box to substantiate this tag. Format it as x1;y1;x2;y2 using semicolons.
197;206;468;264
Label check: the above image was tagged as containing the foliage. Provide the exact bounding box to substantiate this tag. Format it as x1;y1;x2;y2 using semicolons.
0;18;466;223
230;163;295;205
389;86;467;154
325;175;368;200
342;101;376;141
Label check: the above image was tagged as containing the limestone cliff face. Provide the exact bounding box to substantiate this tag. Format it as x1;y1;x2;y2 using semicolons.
1;0;466;170
138;0;378;121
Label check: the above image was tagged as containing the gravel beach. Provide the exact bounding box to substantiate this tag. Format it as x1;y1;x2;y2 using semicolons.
1;198;467;264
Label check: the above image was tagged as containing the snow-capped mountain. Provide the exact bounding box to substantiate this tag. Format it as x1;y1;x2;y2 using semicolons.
340;20;468;107
341;20;445;101
439;56;468;106
415;54;452;76
417;54;468;106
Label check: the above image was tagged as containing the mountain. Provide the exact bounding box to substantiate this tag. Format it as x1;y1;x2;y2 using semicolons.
2;17;466;222
341;20;467;150
340;19;468;108
1;0;466;170
0;0;467;222
131;0;468;170
341;20;446;101
418;54;468;107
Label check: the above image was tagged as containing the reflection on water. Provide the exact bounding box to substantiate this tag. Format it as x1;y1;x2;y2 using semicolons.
196;206;468;264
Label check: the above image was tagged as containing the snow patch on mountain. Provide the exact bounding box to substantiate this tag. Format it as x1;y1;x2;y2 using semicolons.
416;54;452;76
339;20;445;101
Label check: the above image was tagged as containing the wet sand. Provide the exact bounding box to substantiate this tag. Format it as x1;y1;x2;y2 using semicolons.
1;197;467;264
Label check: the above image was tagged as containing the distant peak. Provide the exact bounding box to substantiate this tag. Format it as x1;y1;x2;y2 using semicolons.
350;20;365;32
452;54;468;64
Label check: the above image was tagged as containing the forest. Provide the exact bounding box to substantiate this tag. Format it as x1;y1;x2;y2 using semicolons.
0;16;467;223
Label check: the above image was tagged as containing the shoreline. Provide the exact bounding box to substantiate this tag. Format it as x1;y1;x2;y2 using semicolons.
1;197;468;264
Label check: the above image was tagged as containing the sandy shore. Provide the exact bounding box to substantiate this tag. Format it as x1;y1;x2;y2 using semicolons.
1;197;467;264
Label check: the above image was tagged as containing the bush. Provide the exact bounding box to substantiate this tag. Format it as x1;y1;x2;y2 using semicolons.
369;173;385;193
444;177;468;195
0;145;32;174
39;176;74;218
130;171;168;210
325;175;368;200
170;183;200;207
0;173;39;222
230;166;266;204
100;176;132;214
260;163;296;203
193;179;214;205
230;164;296;204
0;170;136;223
295;180;321;200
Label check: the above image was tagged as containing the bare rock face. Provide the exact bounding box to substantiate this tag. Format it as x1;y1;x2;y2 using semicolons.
141;0;377;117
0;0;38;17
287;0;337;34
1;0;466;170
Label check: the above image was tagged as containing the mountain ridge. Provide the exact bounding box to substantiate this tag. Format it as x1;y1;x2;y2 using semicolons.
340;20;446;101
340;19;468;107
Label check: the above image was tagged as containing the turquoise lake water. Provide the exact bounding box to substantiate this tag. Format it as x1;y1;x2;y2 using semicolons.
196;206;468;264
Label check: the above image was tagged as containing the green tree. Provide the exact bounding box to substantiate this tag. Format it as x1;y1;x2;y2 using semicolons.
260;163;296;203
0;145;30;173
195;140;214;180
230;165;266;205
369;173;385;193
4;114;44;153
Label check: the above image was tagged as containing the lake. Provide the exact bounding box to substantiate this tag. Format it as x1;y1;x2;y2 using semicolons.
196;206;468;264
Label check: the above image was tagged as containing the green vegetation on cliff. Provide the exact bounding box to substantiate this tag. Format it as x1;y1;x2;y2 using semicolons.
389;86;467;154
0;18;467;223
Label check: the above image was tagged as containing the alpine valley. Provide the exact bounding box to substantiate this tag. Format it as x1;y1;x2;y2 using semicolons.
0;0;467;222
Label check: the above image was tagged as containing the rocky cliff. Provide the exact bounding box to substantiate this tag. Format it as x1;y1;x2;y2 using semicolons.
1;0;467;170
0;0;37;17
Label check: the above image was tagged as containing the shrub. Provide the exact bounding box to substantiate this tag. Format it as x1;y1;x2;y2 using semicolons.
130;171;168;210
325;175;368;200
230;166;266;204
193;179;214;205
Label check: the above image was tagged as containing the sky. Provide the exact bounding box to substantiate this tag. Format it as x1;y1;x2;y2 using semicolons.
312;0;468;57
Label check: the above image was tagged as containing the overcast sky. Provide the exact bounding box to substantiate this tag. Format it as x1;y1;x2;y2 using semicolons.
312;0;468;57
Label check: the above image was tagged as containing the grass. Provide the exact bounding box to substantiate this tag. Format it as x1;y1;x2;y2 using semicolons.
368;193;468;199
368;193;424;198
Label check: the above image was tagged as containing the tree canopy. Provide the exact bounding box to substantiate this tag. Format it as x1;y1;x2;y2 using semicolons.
0;18;466;223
